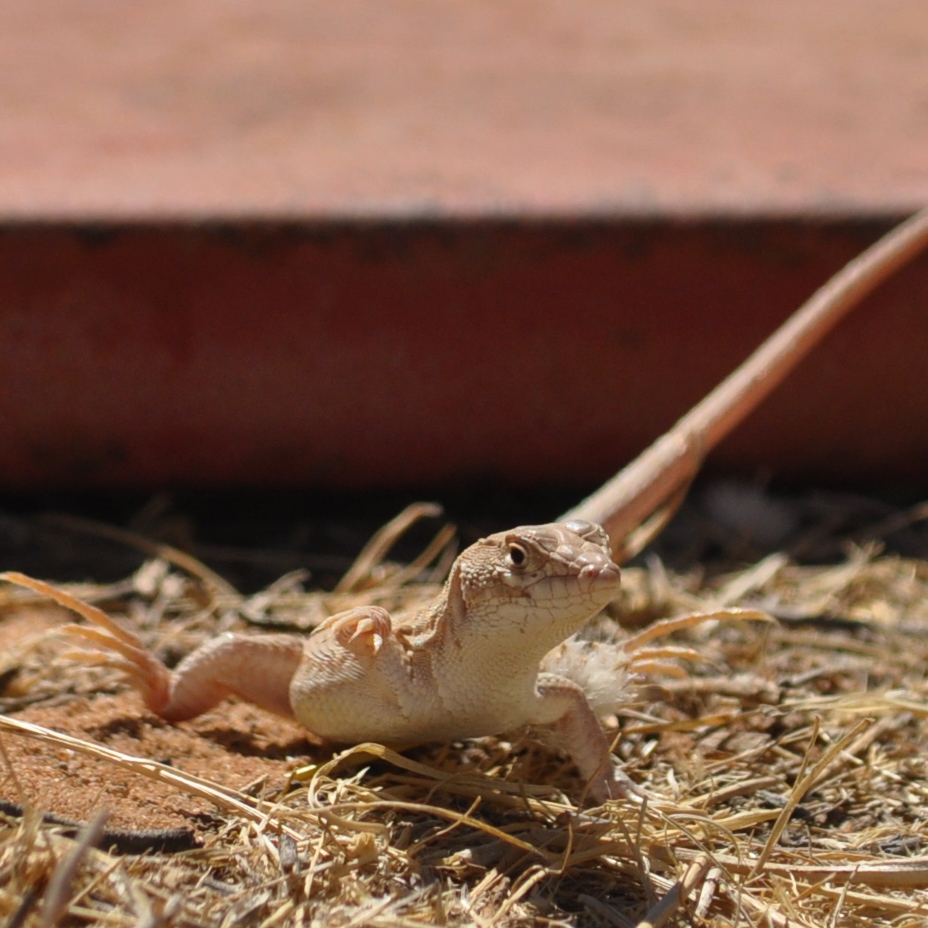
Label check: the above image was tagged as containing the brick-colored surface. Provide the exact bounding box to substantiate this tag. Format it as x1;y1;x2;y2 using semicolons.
3;219;925;490
3;2;927;216
1;3;926;490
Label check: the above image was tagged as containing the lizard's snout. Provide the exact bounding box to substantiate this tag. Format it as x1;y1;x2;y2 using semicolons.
577;555;621;592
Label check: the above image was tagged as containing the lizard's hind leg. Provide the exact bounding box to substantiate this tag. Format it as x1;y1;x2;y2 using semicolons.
2;571;174;712
1;571;303;723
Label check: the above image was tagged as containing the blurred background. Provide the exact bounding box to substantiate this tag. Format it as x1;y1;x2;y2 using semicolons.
1;1;927;579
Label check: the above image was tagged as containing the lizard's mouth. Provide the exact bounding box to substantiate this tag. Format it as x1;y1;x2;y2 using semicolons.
578;557;621;576
576;559;622;596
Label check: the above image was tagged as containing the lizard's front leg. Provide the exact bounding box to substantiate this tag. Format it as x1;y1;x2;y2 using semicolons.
154;607;402;726
532;672;636;803
290;606;427;743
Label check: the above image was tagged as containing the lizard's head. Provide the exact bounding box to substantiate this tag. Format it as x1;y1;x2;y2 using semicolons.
449;520;621;653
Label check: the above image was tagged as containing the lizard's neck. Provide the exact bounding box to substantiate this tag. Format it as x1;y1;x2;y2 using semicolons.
405;558;594;674
400;569;460;648
416;564;568;673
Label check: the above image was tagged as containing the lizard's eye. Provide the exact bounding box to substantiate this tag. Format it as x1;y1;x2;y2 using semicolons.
507;543;528;568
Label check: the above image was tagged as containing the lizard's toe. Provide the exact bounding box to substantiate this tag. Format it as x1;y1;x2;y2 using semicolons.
319;606;393;654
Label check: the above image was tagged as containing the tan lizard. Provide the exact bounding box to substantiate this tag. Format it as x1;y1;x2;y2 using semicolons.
2;520;632;803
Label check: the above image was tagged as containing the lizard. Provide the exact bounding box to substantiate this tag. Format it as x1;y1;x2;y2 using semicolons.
2;520;633;804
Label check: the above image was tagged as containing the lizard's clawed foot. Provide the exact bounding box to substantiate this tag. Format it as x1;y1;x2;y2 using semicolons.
587;765;648;806
318;605;394;654
1;571;172;713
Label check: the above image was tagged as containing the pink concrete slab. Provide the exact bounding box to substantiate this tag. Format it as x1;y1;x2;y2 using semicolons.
1;1;926;217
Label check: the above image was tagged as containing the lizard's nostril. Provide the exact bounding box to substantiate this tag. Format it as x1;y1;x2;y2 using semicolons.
579;561;621;582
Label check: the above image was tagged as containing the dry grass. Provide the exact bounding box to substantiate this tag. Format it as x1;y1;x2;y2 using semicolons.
4;498;928;926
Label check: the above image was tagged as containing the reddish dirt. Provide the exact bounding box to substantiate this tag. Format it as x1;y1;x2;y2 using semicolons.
5;696;317;831
1;607;326;837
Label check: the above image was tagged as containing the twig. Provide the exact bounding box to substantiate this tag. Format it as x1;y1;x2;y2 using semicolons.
750;718;871;876
334;502;445;593
635;854;712;928
41;512;239;599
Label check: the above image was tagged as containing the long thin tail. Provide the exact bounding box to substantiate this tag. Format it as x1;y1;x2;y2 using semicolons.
563;208;928;560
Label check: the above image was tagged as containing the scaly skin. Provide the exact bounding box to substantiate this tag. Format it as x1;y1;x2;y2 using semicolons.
3;520;629;802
